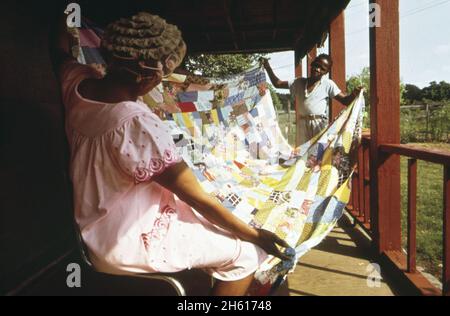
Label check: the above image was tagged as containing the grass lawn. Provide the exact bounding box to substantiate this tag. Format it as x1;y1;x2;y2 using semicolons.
400;143;450;280
277;112;296;145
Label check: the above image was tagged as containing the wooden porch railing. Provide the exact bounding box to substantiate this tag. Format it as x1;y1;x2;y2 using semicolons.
347;133;450;296
348;133;372;233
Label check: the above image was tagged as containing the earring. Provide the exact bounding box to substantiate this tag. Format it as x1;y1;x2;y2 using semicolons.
136;74;142;83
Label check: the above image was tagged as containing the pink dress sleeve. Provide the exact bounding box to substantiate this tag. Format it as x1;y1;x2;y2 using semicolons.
111;113;183;184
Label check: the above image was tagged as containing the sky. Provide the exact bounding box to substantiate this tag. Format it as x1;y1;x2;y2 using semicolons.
267;0;450;92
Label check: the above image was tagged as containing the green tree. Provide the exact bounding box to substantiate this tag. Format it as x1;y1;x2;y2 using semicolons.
277;93;293;112
347;67;371;127
347;67;370;107
347;67;409;127
400;83;407;105
346;67;409;105
422;81;450;101
404;84;423;103
184;53;264;77
267;84;283;111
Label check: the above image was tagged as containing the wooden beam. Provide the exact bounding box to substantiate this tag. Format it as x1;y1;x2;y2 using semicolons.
329;11;346;120
369;0;401;254
223;0;238;50
183;26;302;37
194;0;211;45
188;45;293;55
380;144;450;165
237;1;246;45
241;32;247;45
272;0;278;40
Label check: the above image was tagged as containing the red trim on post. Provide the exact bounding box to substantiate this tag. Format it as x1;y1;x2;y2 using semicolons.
369;0;401;253
329;11;347;120
363;141;371;227
295;53;302;78
358;144;366;222
294;50;302;147
444;166;450;296
407;159;417;273
352;174;359;215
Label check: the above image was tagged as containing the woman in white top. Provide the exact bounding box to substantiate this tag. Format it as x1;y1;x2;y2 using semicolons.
262;55;362;145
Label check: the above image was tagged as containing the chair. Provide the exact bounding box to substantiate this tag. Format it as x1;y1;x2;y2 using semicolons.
73;223;187;296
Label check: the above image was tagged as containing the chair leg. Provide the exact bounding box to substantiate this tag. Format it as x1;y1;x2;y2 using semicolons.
135;274;186;296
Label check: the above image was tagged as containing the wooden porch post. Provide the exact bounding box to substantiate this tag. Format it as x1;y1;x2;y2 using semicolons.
369;0;401;253
444;166;450;296
306;46;317;77
295;45;316;147
294;50;303;147
329;12;347;120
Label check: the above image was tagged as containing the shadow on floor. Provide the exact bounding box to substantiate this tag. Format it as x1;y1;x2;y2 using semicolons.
273;213;403;296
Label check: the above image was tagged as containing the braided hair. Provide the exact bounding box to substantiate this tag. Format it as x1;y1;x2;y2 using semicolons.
101;12;186;76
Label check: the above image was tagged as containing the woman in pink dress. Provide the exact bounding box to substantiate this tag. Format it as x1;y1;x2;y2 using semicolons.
53;12;289;296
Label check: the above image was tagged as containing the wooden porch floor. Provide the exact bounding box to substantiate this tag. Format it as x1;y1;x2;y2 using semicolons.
274;212;398;296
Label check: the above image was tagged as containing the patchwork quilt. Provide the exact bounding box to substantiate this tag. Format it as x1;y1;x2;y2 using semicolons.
142;67;365;295
77;25;365;294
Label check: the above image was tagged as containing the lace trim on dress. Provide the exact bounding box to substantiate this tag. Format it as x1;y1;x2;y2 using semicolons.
133;148;182;184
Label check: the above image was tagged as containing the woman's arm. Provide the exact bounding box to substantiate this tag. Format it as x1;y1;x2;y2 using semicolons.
260;58;290;90
154;162;291;260
334;87;363;106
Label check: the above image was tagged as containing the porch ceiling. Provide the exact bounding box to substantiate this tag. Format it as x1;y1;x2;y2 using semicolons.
79;0;350;57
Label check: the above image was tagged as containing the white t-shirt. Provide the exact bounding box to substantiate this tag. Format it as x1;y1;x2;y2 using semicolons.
289;77;342;116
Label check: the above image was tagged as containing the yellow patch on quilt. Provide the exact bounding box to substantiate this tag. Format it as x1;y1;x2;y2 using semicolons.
333;176;352;203
142;93;158;109
297;171;312;191
211;109;220;126
272;164;298;191
321;148;333;167
182;113;194;128
163;73;187;83
239;178;255;188
253;187;272;197
231;172;244;183
343;131;353;153
246;197;258;208
316;169;332;196
261;177;283;187
254;200;277;226
297;223;314;245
